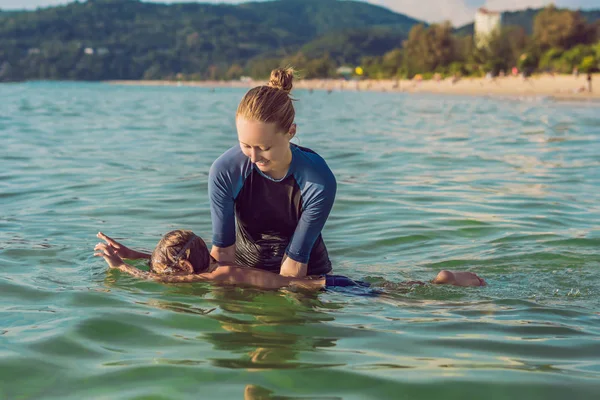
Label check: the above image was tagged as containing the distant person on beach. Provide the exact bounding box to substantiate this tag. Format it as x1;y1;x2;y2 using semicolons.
587;72;592;93
209;68;336;279
94;231;487;289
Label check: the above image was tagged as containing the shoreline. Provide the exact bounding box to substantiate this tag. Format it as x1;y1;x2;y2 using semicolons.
105;74;600;101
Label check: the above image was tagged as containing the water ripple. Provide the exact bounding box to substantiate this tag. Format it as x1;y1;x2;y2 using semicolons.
1;83;600;399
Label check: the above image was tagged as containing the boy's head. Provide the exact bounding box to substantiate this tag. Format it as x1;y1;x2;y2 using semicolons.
150;230;211;275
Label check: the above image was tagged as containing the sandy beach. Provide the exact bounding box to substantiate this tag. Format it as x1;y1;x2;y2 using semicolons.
106;73;599;101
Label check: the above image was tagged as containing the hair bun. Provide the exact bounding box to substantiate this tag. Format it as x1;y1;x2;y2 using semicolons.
268;67;294;93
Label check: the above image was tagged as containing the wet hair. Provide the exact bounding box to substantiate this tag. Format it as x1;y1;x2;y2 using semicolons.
236;67;296;132
149;230;210;275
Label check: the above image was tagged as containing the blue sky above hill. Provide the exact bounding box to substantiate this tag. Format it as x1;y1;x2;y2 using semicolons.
0;0;597;26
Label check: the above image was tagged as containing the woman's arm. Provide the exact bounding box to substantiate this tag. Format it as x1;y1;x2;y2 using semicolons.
283;167;337;277
280;255;307;278
210;244;236;264
208;155;238;263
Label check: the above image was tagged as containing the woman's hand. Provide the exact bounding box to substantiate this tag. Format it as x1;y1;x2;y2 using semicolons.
96;232;144;259
279;256;307;278
94;242;126;269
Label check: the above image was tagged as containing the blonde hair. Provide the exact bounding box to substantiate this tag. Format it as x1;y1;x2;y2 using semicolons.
236;67;296;132
150;230;210;275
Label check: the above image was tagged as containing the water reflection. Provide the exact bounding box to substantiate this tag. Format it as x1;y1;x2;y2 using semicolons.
204;288;340;370
243;384;341;400
132;284;344;371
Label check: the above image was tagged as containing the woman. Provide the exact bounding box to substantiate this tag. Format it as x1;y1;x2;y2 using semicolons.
94;231;487;288
209;68;335;277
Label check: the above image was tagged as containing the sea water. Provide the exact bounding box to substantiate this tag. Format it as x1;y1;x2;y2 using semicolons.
1;82;599;399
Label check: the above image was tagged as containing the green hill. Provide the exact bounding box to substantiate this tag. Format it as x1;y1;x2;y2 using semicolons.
455;7;600;36
0;0;422;81
298;27;409;65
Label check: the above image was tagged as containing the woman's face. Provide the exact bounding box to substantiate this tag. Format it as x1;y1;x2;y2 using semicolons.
236;117;295;179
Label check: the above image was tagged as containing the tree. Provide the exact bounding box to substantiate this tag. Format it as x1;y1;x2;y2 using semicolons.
533;5;594;50
580;55;597;73
143;64;164;80
472;26;529;74
225;64;244;80
380;48;403;77
246;57;281;80
402;22;457;76
304;53;336;79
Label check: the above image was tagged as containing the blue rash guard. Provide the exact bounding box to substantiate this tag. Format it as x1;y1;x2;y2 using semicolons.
209;144;336;276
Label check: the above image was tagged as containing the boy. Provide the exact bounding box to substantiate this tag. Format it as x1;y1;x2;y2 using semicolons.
94;230;486;290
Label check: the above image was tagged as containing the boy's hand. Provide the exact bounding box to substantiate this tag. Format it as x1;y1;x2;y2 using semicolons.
97;232;135;259
94;242;126;269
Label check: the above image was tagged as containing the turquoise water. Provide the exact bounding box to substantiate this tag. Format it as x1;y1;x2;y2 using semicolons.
1;82;600;399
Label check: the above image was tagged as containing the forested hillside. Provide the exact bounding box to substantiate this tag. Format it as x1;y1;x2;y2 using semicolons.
0;1;598;82
0;0;421;81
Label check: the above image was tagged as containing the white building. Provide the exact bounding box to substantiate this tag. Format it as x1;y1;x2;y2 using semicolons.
474;8;502;48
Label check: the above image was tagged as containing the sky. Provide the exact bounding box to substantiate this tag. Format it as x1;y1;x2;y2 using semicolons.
0;0;597;26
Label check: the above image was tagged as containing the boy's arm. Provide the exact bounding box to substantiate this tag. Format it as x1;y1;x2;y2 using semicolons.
112;263;152;279
95;243;210;282
97;232;151;259
116;264;213;283
210;265;325;290
95;242;151;276
108;262;322;289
